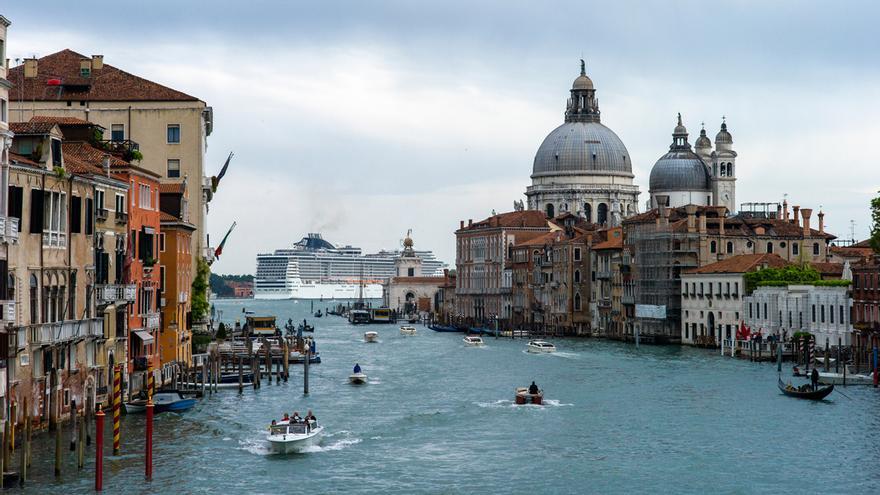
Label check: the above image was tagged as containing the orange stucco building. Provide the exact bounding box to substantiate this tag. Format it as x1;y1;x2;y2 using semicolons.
159;182;195;367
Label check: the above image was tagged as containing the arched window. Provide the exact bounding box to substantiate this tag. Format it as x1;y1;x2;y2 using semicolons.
583;203;592;222
766;242;773;253
710;241;717;253
574;270;581;283
545;203;555;218
728;163;734;176
597;203;608;225
812;242;820;256
562;203;569;212
726;241;733;254
720;164;726;177
574;292;582;311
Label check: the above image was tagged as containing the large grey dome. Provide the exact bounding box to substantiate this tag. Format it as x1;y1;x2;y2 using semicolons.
532;121;633;177
649;150;711;191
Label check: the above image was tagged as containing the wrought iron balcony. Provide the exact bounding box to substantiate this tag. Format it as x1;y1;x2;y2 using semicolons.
596;270;613;279
96;284;137;305
96;207;109;222
0;300;15;324
115;211;129;225
27;318;105;346
0;216;19;244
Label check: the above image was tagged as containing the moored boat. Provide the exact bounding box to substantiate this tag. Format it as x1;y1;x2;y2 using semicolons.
527;340;556;353
349;372;368;384
792;366;875;385
266;419;323;454
429;324;465;333
400;325;417;335
778;378;834;400
364;331;379;343
314;310;323;318
125;391;198;414
515;387;544;405
463;335;484;346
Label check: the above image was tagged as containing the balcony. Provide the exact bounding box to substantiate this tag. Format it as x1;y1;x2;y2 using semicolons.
115;211;129;225
96;284;137;305
621;295;635;305
0;300;14;324
0;216;19;244
598;299;612;309
143;312;161;331
96;207;109;222
98;139;140;159
596;270;613;280
27;318;105;346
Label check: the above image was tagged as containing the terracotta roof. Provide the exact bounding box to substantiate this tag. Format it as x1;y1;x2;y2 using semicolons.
29;115;97;127
159;212;179;222
8;152;41;168
9;121;58;135
61;142;129;176
592;227;624;250
686;253;789;274
809;262;844;278
159;182;185;194
459;210;548;232
9;49;199;102
517;230;565;247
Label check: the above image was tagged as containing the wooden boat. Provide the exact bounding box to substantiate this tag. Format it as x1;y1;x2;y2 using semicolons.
515;387;543;405
364;331;379;343
428;324;466;333
314;310;323;318
778;378;834;400
349;372;368;384
266;419;323;454
298;323;315;333
125;391;198;414
399;325;417;335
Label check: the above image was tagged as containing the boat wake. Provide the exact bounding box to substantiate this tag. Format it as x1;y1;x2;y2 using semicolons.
474;399;573;409
552;352;580;359
300;437;361;453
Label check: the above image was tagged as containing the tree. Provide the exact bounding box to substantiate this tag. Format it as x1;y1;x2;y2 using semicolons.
216;322;227;340
871;190;880;254
191;257;210;321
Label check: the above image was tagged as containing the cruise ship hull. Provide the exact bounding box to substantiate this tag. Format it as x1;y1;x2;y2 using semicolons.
255;282;383;300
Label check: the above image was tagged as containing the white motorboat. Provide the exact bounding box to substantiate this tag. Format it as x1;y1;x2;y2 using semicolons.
399;326;417;335
527;340;556;353
463;336;484;346
364;331;379;343
349;372;368;384
817;371;875;385
266;419;324;454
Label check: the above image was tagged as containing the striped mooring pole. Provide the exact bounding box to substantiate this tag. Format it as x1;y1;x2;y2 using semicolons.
112;364;122;456
147;364;155;400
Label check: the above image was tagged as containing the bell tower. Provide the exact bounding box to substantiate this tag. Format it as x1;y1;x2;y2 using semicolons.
710;118;737;212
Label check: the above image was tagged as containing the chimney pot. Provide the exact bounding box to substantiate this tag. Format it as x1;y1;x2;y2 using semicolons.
818;211;825;234
92;55;104;70
460;220;464;230
792;206;800;227
801;208;812;236
783;199;789;221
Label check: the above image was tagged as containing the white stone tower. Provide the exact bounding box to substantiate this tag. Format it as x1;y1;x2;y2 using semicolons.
710;118;737;212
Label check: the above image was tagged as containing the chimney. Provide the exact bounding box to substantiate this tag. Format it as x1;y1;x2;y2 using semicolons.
792;205;800;227
468;219;473;227
783;199;789;221
719;216;725;236
776;203;782;219
684;205;697;232
102;154;111;177
80;58;92;76
24;58;38;78
801;208;812;236
699;213;707;234
92;55;104;70
460;220;464;230
818;210;825;234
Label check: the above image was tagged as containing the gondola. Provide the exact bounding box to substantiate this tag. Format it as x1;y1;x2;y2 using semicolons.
777;378;834;400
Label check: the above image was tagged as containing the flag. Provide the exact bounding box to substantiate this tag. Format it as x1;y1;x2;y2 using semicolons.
736;321;751;340
211;152;234;192
213;221;237;260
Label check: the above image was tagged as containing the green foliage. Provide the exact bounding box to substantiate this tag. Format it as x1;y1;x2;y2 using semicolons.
756;279;850;288
744;265;821;293
53;166;67;179
792;331;813;340
192;333;212;354
91;127;104;144
123;148;144;162
870;191;880;254
210;273;254;297
191;257;210;321
216;322;227;340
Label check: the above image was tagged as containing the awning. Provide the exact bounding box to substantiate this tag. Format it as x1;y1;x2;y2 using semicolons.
132;330;154;344
144;227;156;234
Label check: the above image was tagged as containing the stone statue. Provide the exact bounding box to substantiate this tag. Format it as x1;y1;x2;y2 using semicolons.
513;200;525;212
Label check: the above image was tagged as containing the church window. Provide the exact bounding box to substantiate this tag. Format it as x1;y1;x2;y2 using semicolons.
545;203;554;218
766;242;773;253
597;203;608;225
812;242;820;256
583;203;592;222
574;270;581;283
726;241;733;254
720;164;726;177
793;243;799;255
710;241;717;253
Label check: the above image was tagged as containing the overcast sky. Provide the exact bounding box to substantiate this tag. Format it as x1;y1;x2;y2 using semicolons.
5;1;879;274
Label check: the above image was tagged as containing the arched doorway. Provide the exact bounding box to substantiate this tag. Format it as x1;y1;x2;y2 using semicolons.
707;312;715;339
545;203;555;218
404;291;416;315
597;203;608;225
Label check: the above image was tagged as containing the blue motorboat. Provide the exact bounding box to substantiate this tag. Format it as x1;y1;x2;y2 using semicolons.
429;324;466;333
125;391;198;414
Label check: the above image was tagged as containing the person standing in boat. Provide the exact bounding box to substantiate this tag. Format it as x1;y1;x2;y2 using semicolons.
528;381;539;395
810;367;820;391
353;363;362;374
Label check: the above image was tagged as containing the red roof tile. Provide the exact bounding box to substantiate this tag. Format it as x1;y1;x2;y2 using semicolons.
9;49;199;102
8;152;41;168
9;121;58;135
29;115;96;126
686;253;790;274
159;182;185;194
459;210;548;232
61;142;129;175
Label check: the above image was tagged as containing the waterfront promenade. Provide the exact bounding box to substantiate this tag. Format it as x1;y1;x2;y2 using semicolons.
8;299;880;494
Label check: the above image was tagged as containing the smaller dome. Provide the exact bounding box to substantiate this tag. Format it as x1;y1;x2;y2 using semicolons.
572;74;594;90
695;127;711;149
649;151;711;192
715;120;732;144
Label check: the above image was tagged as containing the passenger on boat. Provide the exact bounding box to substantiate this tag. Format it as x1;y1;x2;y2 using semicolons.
528;381;539;395
292;411;302;423
283;413;289;421
271;419;277;426
306;410;316;422
353;363;362;374
811;368;819;391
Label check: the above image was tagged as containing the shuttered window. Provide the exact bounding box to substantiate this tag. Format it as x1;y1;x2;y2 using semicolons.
70;196;82;233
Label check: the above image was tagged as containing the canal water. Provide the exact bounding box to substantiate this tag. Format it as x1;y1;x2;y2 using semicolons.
12;298;880;494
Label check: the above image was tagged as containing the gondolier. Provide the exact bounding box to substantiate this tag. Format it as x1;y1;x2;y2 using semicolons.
811;368;819;391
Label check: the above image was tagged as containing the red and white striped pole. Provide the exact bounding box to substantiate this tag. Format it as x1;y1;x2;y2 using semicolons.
95;406;104;491
112;364;122;455
145;400;153;481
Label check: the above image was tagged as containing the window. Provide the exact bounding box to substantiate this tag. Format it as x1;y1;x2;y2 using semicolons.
812;304;816;323
820;305;825;323
830;305;834;323
167;159;180;178
30;274;38;323
80;64;91;77
597;203;608;225
766;242;773;253
813;242;820;256
42;191;68;247
710;241;717;253
574;293;581;311
160;233;166;252
95;189;105;210
726;241;733;254
111;124;124;141
8;186;23;232
407;267;414;277
574;248;581;261
792;243;799;255
70;196;82;233
0;99;6;123
574;270;581;283
167;124;180;144
51;138;62;167
840;305;844;324
139;184;152;209
85;197;94;235
115;193;126;213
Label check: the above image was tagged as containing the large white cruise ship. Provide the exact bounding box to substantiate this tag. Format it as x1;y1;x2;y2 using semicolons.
254;234;446;300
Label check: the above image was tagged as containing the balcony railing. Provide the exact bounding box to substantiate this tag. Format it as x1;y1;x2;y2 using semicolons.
42;231;67;248
115;211;129;225
0;216;19;244
96;284;137;305
96;207;109;222
621;295;635;305
0;300;15;324
143;312;160;331
27;318;105;346
596;271;613;279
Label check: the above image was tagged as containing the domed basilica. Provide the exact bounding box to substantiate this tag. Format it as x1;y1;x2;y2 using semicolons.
525;61;640;226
